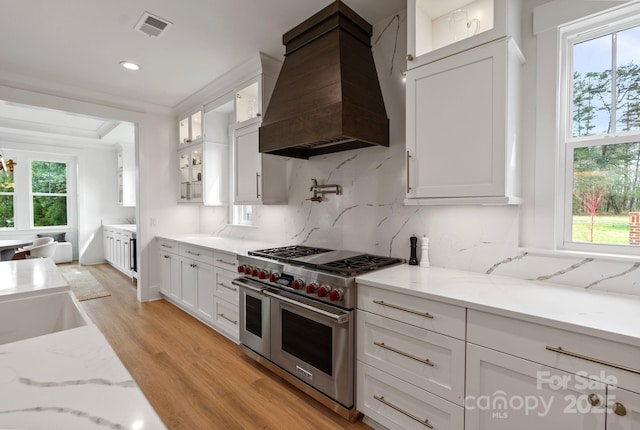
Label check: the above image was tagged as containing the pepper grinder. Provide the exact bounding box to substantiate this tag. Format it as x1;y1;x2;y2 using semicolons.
408;235;418;265
420;235;430;268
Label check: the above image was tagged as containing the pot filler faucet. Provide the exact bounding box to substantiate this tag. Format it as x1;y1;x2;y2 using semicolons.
307;178;342;203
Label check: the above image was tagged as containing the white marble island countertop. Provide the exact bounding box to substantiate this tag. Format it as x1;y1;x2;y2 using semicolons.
0;258;69;301
0;324;166;430
356;264;640;347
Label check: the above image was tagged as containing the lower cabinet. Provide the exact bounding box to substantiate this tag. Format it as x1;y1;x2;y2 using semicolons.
157;239;239;343
104;227;134;277
357;284;640;430
465;343;606;429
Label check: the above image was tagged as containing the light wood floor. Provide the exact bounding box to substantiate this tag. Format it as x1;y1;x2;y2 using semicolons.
74;263;372;430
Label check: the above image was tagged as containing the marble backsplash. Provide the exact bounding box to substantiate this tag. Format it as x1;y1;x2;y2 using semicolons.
197;10;639;298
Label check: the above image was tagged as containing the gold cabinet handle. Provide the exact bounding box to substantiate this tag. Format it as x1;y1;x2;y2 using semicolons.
217;282;237;292
256;172;261;198
374;341;434;367
613;402;627;416
161;244;173;249
407;53;414;61
186;250;201;256
588;393;601;407
216;258;236;266
406;151;412;193
373;300;434;319
373;395;433;429
218;313;238;325
545;346;640;375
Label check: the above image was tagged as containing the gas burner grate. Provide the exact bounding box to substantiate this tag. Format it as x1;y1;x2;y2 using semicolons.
318;255;403;276
249;245;333;262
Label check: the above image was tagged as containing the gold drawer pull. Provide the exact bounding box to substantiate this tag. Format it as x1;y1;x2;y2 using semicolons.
373;300;434;319
373;395;433;429
545;346;640;375
160;244;173;248
217;282;237;292
216;258;236;266
374;341;434;366
186;250;201;256
218;313;237;325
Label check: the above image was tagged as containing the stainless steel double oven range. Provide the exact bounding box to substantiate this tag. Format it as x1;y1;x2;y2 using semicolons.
232;246;403;421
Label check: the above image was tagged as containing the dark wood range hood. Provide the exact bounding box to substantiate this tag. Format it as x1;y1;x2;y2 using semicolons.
258;0;389;159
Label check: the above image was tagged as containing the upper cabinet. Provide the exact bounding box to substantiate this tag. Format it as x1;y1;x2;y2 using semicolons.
235;79;262;127
407;0;522;69
405;37;523;205
179;110;203;146
175;52;285;206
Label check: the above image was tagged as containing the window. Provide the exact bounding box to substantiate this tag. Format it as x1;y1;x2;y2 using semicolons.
560;15;640;254
31;160;68;227
0;167;14;229
233;205;254;226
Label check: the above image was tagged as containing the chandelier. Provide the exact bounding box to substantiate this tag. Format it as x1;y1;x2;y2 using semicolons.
0;154;16;172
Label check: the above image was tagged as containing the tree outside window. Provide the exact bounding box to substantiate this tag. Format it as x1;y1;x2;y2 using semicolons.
0;168;14;228
32;161;67;227
569;23;640;248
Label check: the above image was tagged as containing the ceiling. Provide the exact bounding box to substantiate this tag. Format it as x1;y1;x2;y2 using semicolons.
0;0;406;109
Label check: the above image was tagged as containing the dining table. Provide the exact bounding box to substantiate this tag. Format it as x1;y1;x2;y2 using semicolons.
0;239;33;261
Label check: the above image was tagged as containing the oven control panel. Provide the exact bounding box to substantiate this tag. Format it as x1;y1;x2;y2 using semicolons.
237;264;347;305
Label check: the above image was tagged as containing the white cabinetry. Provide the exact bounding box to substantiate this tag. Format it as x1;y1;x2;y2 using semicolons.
104;226;134;278
405;37;523;205
157;239;240;343
179;110;203;146
356;284;466;430
234;124;287;205
466;309;640;429
407;0;522;69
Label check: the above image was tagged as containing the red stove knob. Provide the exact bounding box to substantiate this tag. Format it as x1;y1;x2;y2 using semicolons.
305;282;319;294
244;266;253;275
251;268;259;277
237;264;245;273
291;279;304;290
329;289;343;302
258;270;268;279
269;272;280;282
317;285;331;298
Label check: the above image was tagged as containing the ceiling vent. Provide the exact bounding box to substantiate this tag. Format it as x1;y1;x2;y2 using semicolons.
134;12;172;38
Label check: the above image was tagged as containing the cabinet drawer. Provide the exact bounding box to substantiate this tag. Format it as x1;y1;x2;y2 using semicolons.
213;251;237;271
157;239;179;254
214;268;239;305
358;310;465;405
358;284;466;339
357;363;464;430
180;244;214;265
467;310;640;391
213;297;239;342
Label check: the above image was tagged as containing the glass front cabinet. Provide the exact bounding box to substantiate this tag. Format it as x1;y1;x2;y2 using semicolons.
407;0;522;69
179;110;203;146
179;146;204;202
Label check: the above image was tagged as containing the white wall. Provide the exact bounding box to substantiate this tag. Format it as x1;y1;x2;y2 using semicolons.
197;5;640;297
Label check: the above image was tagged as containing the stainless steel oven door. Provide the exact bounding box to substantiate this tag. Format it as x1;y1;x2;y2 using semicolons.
267;289;354;408
234;278;270;359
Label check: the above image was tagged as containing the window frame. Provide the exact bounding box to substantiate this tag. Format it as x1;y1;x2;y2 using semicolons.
0;155;15;230
558;10;640;256
29;157;70;229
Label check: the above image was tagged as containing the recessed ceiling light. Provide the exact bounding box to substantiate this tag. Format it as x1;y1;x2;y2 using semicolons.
119;61;140;71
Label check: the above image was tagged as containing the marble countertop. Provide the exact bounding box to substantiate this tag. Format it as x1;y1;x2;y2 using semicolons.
155;233;280;256
104;224;136;234
0;324;166;430
0;259;69;302
356;264;640;347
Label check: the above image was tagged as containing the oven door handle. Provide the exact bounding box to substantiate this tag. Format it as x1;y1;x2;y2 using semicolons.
232;278;265;295
262;289;350;324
